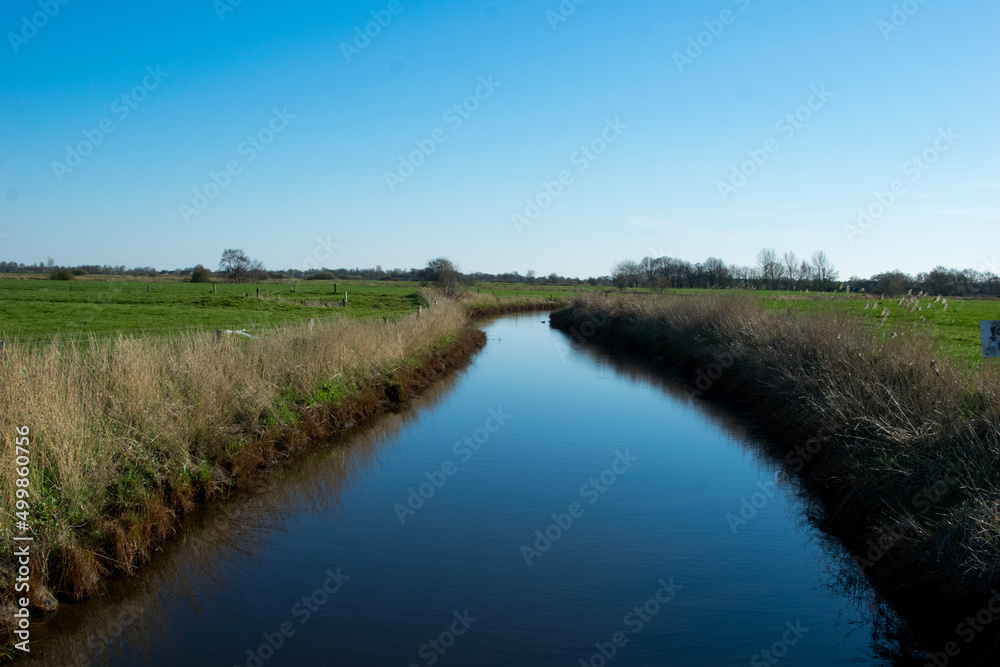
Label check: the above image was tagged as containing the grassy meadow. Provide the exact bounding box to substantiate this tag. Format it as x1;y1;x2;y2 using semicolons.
0;276;593;342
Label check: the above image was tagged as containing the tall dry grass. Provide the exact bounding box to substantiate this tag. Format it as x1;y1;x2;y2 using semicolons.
553;292;1000;601
0;303;470;599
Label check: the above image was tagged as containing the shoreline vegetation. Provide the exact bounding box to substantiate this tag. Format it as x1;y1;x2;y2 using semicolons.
0;294;561;650
550;292;1000;648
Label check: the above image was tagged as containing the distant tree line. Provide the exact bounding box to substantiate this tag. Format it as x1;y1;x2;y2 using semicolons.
610;249;1000;296
4;248;997;297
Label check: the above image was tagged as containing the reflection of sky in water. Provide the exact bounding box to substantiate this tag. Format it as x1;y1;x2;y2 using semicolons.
29;314;933;666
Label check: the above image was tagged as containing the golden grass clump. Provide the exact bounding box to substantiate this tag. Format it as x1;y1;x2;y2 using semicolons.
0;302;470;600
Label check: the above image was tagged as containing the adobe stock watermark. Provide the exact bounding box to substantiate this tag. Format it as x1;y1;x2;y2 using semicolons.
52;66;169;183
520;449;638;567
923;589;1000;667
511;117;627;234
555;310;611;362
683;349;735;397
854;458;967;572
717;85;834;202
843;127;958;243
213;0;245;20
292;236;339;273
407;610;477;667
68;606;145;667
341;0;404;63
673;0;753;73
726;470;780;535
878;0;932;41
750;620;810;666
393;407;511;525
546;0;586;31
234;568;350;667
577;578;682;667
7;0;71;54
384;75;501;192
179;108;295;224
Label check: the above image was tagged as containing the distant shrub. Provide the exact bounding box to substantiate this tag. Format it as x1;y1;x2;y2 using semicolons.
49;269;75;281
190;265;213;283
309;271;335;281
71;268;88;276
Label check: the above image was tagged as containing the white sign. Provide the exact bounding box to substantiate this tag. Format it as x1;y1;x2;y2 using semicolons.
983;321;1000;358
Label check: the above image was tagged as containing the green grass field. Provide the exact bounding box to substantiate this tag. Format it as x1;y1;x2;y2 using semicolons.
749;291;998;366
0;278;428;342
0;277;995;364
0;277;595;343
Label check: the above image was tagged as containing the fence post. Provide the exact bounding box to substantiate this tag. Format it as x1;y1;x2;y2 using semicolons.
213;283;217;294
147;283;150;293
334;283;337;294
308;318;314;333
343;292;347;307
214;330;222;344
293;284;296;293
418;306;422;317
256;287;260;299
0;340;5;358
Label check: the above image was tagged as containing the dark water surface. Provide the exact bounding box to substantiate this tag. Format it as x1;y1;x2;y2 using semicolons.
27;313;924;666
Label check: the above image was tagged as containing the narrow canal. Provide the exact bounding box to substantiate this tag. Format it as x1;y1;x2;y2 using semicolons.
26;313;921;666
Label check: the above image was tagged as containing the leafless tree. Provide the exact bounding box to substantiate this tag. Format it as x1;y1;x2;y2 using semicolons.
423;257;461;296
611;259;643;289
219;248;260;283
757;248;780;289
782;251;798;288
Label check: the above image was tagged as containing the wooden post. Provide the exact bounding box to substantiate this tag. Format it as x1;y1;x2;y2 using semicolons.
147;283;150;293
0;341;5;358
214;330;222;344
334;283;337;294
342;292;347;307
418;306;422;317
256;287;260;299
308;318;314;333
293;284;296;293
213;283;217;294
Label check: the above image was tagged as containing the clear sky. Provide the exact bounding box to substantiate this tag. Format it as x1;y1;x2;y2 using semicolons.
1;0;997;278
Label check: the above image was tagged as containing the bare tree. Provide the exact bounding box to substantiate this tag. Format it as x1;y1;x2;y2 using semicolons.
811;250;836;290
757;248;779;289
611;259;643;289
219;248;253;283
704;257;729;287
423;257;461;296
782;251;798;288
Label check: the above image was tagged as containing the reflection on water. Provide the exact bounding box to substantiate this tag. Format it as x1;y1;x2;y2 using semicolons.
21;313;988;666
26;367;469;666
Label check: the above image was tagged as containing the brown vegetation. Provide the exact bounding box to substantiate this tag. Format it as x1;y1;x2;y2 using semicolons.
551;292;1000;624
0;303;480;608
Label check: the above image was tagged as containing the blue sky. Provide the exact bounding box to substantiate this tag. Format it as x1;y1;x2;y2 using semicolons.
0;0;996;278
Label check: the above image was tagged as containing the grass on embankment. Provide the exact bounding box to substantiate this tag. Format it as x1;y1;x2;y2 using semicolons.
551;292;1000;616
0;302;479;614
